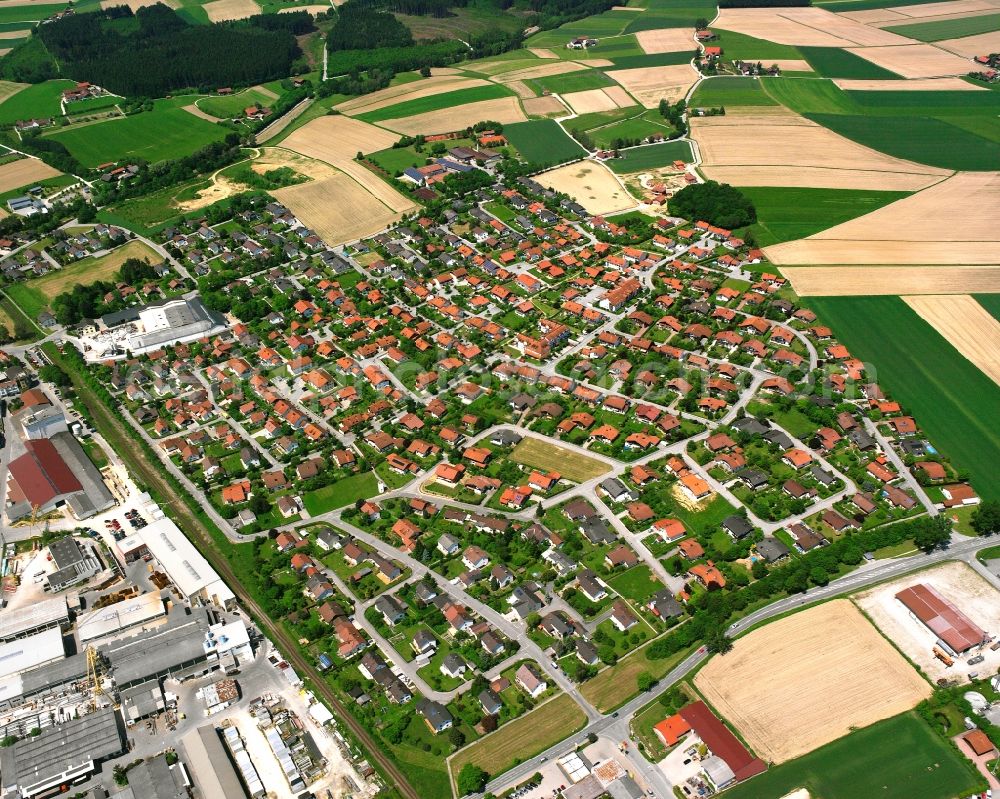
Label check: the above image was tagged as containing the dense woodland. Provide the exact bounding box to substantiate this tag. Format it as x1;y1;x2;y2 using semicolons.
669;181;757;229
0;6;307;95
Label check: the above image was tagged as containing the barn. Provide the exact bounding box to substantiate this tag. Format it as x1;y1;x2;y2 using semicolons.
895;583;987;655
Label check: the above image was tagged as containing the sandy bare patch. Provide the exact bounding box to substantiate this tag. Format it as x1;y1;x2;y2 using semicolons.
613;4;643;9
336;76;488;113
522;95;567;116
769;59;813;71
886;0;1000;18
782;266;1000;296
833;76;986;90
495;61;587;83
528;48;559;59
846;43;973;77
635;28;696;54
0;158;60;194
0;49;9;58
182;103;220;122
273;172;403;246
101;0;177;9
278;4;329;13
506;80;536;99
903;295;1000;387
765;172;999;265
854;561;1000;683
203;0;260;21
376;97;527;135
935;29;1000;57
607;64;696;108
694;600;931;764
535;162;633;215
252;147;334;180
0;30;27;39
691;108;948;191
713;6;912;46
177;176;250;212
0;81;27;104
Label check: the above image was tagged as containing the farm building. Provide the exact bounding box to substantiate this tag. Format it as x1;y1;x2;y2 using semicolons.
895;583;987;655
678;701;767;788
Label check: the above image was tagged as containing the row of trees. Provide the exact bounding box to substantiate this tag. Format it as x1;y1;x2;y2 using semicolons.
51;257;160;326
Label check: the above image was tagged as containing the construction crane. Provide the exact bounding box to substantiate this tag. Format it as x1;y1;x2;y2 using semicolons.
86;646;104;699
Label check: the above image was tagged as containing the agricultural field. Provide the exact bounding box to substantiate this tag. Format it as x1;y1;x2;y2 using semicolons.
808;295;1000;500
46;103;228;167
854;561;1000;682
355;84;514;124
737;186;910;247
884;13;1000;42
0;157;61;193
196;86;279;119
448;694;586;784
374;97;526;135
721;712;981;799
534;161;633;216
799;45;902;78
843;43;974;78
704;29;804;61
689;76;778;107
336;76;490;114
694;600;931;763
903;294;1000;388
509;437;610;482
561;86;634;115
524;69;616;95
0;79;76;125
782;266;1000;297
503;119;586;165
607;63;696;107
6;239;160;320
581;645;691;713
585;114;670;148
712;6;912;47
606;140;692;173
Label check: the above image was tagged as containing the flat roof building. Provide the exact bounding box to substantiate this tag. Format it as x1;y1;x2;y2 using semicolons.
0;626;65;682
77;591;167;644
0;707;124;798
896;583;986;654
0;597;69;642
135;517;235;608
181;725;249;799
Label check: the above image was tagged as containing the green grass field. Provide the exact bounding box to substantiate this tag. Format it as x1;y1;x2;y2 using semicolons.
610;50;696;68
608;564;662;601
64;94;122;116
690;77;778;107
510;437;610;482
722;712;982;799
0;3;67;24
0;79;76;125
736;186;910;246
800;46;902;79
581;645;690;712
707;29;802;61
46;103;228;167
884;14;1000;42
607;139;693;173
587;114;671;148
527;69;615;95
356;84;514;123
504;118;586;165
809;296;1000;501
303;472;379;515
974;294;1000;324
197;87;278;119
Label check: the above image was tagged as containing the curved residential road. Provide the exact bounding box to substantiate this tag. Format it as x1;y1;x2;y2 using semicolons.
478;535;994;797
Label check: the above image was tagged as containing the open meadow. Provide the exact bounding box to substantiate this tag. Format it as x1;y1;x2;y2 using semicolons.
694;600;931;764
509;436;610;482
503;119;586;164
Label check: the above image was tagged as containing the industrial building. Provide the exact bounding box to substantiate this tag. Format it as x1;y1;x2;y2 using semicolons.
0;627;66;683
14;403;67;441
83;296;227;359
181;725;249;799
0;597;69;642
0;707;125;798
896;583;987;654
677;701;767;788
135;517;235;608
76;592;167;645
47;536;104;592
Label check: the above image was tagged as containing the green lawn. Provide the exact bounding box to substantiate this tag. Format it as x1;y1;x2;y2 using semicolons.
810;296;1000;501
736;186;910;247
722;712;983;799
0;79;76;125
707;29;802;61
800;46;902;79
303;472;380;515
884;14;1000;42
608;564;663;602
46;103;227;167
197;87;279;119
356;84;514;123
527;69;615;95
581;644;690;713
608;140;693;173
64;94;122;116
610;50;697;68
504;118;586;165
690;77;778;108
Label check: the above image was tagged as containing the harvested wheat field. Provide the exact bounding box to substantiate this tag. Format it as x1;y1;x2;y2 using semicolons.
713;7;911;47
769;59;813;71
495;61;586;83
376;97;527;135
182;104;220;122
0;81;27;104
528;48;559;58
607;64;696;108
0;158;60;194
506;80;536;99
854;561;1000;682
903;295;1000;386
101;0;177;8
282;115;399;160
691;109;948;191
765;172;999;265
336;76;487;113
273;172;403;246
838;8;909;23
635;28;696;54
935;29;1000;57
562;87;634;114
694;600;931;764
203;0;260;20
278;4;329;13
846;43;973;77
833;76;985;90
886;0;1000;18
781;266;1000;296
535;162;633;215
522;95;566;116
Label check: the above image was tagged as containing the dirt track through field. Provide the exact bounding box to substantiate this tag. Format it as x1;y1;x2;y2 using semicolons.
375;97;527;135
764;172;999;265
781;266;1000;296
694;600;931;764
846;43;974;77
0;157;60;194
903;295;1000;386
691;108;949;191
